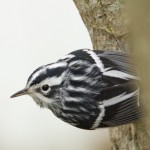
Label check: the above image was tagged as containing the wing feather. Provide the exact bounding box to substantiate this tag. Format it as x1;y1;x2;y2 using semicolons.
95;50;138;78
98;81;142;127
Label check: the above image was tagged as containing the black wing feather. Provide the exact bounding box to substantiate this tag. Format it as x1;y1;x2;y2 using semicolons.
98;81;142;127
95;50;138;77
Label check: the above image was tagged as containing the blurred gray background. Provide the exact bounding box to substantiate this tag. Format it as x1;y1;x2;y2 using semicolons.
0;0;110;150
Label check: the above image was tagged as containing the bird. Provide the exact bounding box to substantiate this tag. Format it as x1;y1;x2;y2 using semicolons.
11;49;142;130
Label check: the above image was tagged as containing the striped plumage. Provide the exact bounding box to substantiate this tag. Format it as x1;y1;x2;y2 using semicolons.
11;49;141;130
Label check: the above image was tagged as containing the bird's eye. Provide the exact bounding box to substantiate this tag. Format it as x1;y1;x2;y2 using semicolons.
41;84;50;91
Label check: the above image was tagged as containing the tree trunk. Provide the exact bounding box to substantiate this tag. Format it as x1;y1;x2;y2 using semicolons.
73;0;150;150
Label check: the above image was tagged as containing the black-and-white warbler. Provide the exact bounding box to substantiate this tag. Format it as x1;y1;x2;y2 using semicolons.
11;49;141;130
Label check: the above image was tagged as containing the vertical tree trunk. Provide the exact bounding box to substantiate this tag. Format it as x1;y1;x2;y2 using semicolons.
73;0;150;149
73;0;128;51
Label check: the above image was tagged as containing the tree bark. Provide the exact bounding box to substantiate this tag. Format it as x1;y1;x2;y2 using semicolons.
73;0;128;51
73;0;150;150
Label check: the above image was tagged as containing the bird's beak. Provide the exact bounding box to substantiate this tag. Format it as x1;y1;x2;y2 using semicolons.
10;88;29;98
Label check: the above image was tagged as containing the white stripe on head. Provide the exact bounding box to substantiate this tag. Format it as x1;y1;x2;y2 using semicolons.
40;71;66;87
27;62;67;87
27;67;46;87
61;54;75;60
47;62;67;70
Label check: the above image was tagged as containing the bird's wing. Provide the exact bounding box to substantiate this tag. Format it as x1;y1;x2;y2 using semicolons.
95;50;139;78
94;81;142;128
65;49;138;80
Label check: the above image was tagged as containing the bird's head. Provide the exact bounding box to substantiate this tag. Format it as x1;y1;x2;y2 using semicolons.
11;61;68;108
